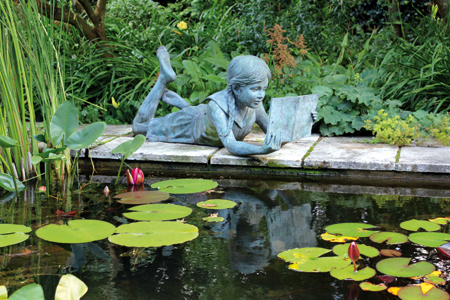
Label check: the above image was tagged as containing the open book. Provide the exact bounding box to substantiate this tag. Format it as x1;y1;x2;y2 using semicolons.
266;94;319;143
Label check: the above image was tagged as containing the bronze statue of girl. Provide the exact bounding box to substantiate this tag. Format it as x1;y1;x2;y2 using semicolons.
133;46;282;156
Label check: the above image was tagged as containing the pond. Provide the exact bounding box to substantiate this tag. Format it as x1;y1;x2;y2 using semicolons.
1;176;450;299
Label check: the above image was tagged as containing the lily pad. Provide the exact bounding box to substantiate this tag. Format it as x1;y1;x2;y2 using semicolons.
123;204;192;221
108;221;199;247
424;275;446;285
376;258;435;278
325;223;378;237
400;219;441;232
288;256;350;273
202;216;225;222
9;283;44;300
333;243;379;258
429;218;449;225
409;232;450;247
278;247;331;262
398;285;450;300
0;233;29;247
321;233;358;243
360;282;387;292
151;179;218;194
380;249;402;257
370;232;408;245
0;224;31;235
55;274;88;300
330;265;376;281
114;191;170;204
36;220;116;243
196;199;236;209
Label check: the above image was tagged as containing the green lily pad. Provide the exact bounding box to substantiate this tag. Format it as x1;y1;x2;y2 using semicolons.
376;258;435;278
54;274;88;300
360;282;387;292
333;243;379;258
409;232;450;247
288;256;351;273
325;223;378;237
330;265;376;281
398;286;450;300
123;204;192;221
380;249;402;257
151;179;218;194
196;199;236;209
278;247;331;262
400;219;441;232
109;221;199;247
429;218;449;225
36;220;116;243
202;216;225;222
0;224;31;235
370;232;408;245
0;233;29;247
9;283;44;300
424;276;446;285
114;191;170;205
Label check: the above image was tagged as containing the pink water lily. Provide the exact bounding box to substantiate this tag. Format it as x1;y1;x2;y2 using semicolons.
348;242;360;272
127;168;144;185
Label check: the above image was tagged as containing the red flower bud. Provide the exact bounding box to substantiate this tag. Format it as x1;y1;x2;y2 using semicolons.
38;186;46;192
348;242;360;272
126;169;134;185
127;168;144;185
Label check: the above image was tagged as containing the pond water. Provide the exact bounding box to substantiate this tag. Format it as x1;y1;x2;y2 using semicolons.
1;177;450;300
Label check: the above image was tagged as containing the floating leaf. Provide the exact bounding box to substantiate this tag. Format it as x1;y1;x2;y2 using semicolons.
0;233;29;247
429;218;449;225
202;216;225;222
288;256;350;273
325;223;378;237
330;265;376;281
409;232;450;247
376;258;435;278
360;282;387;292
380;249;402;257
109;221;199;247
321;232;358;243
151;179;218;194
36;220;115;243
397;285;449;300
388;287;402;296
400;219;441;232
0;224;31;235
370;232;408;245
55;274;88;300
333;243;379;258
114;191;170;205
9;283;44;300
123;204;192;221
196;199;236;209
424;275;445;285
278;247;331;262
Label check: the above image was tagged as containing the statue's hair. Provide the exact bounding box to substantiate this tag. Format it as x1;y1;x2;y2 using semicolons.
221;55;271;138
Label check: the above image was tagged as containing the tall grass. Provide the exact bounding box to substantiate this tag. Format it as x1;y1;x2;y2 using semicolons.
0;0;67;180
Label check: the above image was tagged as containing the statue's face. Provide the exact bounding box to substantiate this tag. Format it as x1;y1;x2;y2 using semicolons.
234;77;268;109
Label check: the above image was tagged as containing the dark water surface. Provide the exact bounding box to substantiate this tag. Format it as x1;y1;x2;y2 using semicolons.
1;177;450;300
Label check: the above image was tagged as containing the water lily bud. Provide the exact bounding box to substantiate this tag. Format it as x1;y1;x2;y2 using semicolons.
348;242;360;262
103;186;110;196
38;186;46;192
135;169;144;185
126;169;134;185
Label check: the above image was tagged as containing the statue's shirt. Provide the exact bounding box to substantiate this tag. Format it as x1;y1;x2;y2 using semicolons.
146;90;256;147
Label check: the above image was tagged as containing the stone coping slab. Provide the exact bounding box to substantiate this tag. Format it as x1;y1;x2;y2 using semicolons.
397;146;450;173
304;137;398;171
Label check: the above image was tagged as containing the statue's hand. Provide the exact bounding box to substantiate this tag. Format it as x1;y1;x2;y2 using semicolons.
262;133;282;154
311;111;318;123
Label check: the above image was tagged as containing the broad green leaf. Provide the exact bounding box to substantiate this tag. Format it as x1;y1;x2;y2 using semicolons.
65;122;106;150
0;224;31;234
360;282;387;292
400;219;441;232
123;204;192;221
33;134;46;143
110;134;146;159
196;199;236;209
0;173;25;192
376;258;435;278
50;101;79;146
55;274;88;300
9;283;44;300
333;243;379;258
311;85;333;97
288;255;350;273
114;191;170;205
205;57;230;70
429;218;449;225
409;232;450;247
31;156;42;165
36;220;115;243
0;286;6;300
319;106;345;125
34;148;66;158
325;223;378;237
0;135;18;148
278;247;331;262
0;232;29;247
337;85;358;102
202;216;224;222
330;265;376;281
182;60;200;81
151;179;218;194
370;232;408;245
41;153;65;163
397;285;449;300
424;275;446;285
109;221;199;247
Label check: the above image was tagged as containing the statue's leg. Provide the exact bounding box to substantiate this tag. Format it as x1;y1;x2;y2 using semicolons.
162;89;191;109
132;46;177;135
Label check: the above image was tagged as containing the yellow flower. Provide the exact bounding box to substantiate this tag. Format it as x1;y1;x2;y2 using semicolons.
177;21;187;30
112;97;119;108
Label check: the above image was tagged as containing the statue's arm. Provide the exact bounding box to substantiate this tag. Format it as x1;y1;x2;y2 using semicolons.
208;102;280;156
255;102;269;133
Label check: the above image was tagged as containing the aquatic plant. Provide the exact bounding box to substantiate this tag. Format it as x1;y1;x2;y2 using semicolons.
110;135;146;184
196;199;237;209
126;168;144;186
151;179;218;194
114;191;170;205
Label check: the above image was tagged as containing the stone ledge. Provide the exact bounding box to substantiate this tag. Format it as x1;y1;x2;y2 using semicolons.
397;147;450;173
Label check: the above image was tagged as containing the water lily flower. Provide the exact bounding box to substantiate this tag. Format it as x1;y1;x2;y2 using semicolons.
37;186;46;192
177;21;187;30
127;168;144;185
348;242;360;271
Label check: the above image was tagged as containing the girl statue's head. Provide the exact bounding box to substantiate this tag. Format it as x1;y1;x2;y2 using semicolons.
226;55;271;92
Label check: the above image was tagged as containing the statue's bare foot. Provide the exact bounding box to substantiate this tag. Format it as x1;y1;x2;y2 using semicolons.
157;46;176;84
